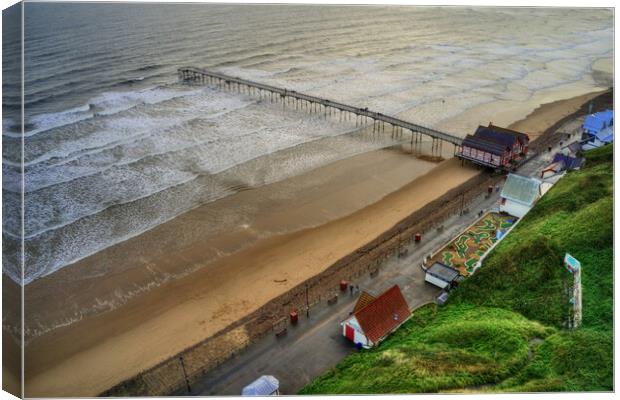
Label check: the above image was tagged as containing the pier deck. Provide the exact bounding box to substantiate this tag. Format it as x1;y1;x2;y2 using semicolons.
178;67;464;152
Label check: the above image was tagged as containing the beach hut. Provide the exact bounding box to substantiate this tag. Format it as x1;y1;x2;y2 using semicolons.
341;285;410;349
241;375;280;396
425;262;461;289
499;174;541;218
583;110;613;136
541;153;584;178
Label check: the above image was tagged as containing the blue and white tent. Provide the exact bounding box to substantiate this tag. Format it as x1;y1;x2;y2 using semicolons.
583;110;613;135
242;375;280;396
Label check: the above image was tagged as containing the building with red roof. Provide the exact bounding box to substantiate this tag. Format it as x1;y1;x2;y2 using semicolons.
340;285;411;349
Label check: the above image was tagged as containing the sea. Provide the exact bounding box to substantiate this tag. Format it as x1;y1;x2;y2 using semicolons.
1;3;613;284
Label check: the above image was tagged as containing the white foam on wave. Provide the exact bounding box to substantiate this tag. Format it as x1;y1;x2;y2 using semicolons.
91;85;203;117
16;91;255;194
3;104;93;139
15;86;240;168
1;84;206;140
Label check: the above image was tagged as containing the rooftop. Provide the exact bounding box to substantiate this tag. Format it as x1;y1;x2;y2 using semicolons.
474;124;528;147
462;134;509;156
552;153;584;170
583;110;613;133
501;173;541;206
242;375;279;396
427;262;461;282
353;285;410;344
353;291;377;313
595;126;614;143
487;124;529;140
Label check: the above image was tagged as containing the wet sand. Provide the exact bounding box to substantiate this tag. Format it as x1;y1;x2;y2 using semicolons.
23;89;605;396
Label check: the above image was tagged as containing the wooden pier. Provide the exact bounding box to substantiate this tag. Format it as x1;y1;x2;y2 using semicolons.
178;67;464;154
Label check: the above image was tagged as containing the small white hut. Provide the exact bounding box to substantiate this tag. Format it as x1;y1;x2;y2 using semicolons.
242;375;280;396
499;174;541;218
425;262;461;289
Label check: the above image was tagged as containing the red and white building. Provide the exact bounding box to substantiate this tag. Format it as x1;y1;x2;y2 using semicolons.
458;123;530;169
340;285;411;349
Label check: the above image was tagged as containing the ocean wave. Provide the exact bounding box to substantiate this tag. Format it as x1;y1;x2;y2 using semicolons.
12;90;252;174
90;85;202;117
3;104;94;139
117;76;146;86
2;83;204;140
19;140;288;238
134;64;163;72
13;99;255;193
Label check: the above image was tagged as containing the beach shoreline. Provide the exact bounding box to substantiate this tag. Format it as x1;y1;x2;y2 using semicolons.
21;88;609;397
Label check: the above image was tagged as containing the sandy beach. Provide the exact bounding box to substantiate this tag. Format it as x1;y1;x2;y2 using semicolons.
22;88;607;397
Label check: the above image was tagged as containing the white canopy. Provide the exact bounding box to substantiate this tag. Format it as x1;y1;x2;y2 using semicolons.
241;375;279;396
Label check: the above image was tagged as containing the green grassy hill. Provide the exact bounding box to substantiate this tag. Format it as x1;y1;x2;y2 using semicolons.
300;144;613;394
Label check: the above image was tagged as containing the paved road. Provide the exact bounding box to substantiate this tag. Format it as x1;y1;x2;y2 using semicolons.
189;128;581;396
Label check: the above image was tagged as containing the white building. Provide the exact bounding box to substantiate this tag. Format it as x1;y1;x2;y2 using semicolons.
499;174;541;218
425;262;461;289
241;375;280;396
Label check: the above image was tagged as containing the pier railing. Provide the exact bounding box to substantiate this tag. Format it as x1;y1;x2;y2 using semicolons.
178;66;464;150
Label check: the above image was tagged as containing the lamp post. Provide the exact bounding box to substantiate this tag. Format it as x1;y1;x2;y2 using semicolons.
179;356;191;393
305;283;310;318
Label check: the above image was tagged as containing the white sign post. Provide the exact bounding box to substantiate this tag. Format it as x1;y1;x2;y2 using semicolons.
564;253;582;328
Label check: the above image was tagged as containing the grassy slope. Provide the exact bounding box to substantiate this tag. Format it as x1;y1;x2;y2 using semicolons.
300;145;613;394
